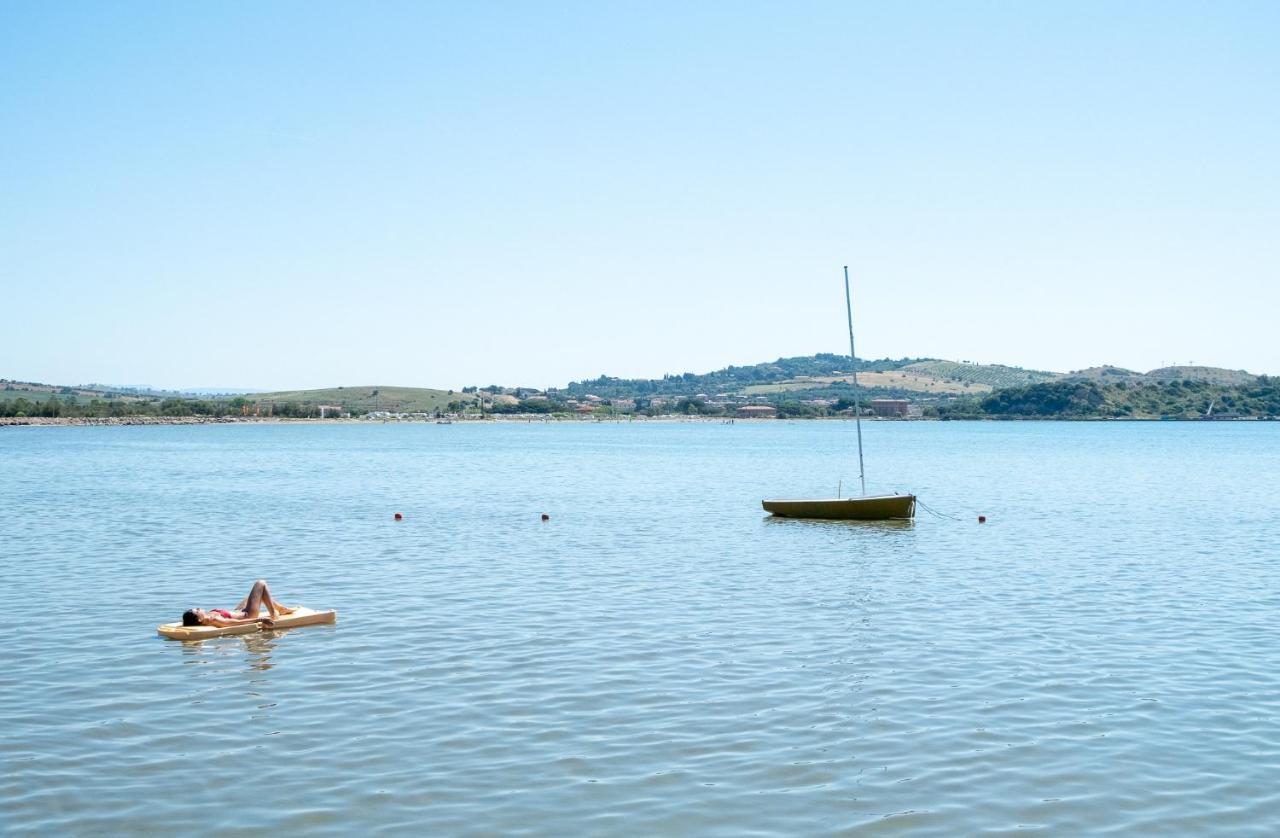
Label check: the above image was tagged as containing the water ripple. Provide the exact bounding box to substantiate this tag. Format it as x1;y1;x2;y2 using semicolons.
3;422;1280;834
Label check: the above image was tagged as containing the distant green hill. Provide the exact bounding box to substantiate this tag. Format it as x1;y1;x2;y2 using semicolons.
1064;365;1147;383
1143;366;1256;385
560;354;925;401
937;377;1279;419
901;360;1061;389
4;357;1272;420
0;380;150;404
250;385;475;414
561;356;1063;404
1065;365;1256;386
0;379;474;418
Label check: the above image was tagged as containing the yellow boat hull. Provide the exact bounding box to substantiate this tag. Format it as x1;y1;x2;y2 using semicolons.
762;494;916;520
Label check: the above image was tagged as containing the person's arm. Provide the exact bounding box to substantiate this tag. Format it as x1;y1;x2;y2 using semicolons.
202;614;274;628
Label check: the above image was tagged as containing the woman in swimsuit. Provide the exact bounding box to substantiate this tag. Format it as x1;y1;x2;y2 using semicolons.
181;579;297;628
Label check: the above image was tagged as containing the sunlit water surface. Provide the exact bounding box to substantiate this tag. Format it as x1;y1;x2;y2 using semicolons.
3;421;1280;835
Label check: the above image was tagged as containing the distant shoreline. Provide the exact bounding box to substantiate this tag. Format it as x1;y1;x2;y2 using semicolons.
0;415;755;427
0;416;325;427
2;415;1272;428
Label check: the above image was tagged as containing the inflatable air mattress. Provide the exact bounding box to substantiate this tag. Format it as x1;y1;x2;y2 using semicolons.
157;607;337;640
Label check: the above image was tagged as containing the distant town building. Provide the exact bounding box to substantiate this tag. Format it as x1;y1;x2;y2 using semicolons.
870;399;909;418
737;405;778;419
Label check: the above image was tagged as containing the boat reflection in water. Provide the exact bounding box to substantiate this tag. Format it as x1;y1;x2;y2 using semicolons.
762;514;916;535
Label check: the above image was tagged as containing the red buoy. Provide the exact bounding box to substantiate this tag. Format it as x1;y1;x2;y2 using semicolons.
394;512;403;521
541;513;550;522
977;515;987;523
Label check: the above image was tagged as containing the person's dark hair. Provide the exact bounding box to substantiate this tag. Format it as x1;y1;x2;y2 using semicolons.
182;609;201;627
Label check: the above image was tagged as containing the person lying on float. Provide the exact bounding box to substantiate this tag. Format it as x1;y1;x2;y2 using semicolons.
180;579;297;628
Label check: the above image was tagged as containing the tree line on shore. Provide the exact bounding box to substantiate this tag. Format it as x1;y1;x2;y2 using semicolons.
930;377;1280;419
0;395;332;419
5;377;1278;421
471;378;1280;420
561;354;922;400
462;396;845;419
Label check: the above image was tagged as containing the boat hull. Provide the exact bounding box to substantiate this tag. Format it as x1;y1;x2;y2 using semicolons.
762;494;916;520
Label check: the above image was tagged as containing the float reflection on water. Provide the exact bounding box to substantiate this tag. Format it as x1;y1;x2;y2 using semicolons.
177;632;278;673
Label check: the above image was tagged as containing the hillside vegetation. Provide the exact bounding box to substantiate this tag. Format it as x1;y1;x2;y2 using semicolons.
1065;366;1148;383
904;361;1061;389
250;385;473;414
1143;366;1256;385
562;356;1062;404
935;378;1280;420
0;380;151;405
561;354;924;400
0;379;472;418
742;370;992;395
4;357;1273;420
1067;365;1257;386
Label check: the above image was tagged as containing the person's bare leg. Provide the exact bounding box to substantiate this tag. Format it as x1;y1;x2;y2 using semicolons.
260;582;279;619
256;580;296;618
267;582;297;616
240;580;268;618
234;580;294;618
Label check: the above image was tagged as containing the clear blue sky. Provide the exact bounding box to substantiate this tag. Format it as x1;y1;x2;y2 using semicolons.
3;1;1277;390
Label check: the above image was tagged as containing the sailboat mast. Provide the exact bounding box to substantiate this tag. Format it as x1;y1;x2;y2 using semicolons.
844;266;867;497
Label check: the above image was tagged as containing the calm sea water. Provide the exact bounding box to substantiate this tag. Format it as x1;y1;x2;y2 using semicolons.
3;420;1280;835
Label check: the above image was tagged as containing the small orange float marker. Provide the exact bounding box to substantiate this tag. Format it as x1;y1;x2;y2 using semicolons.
394;512;403;521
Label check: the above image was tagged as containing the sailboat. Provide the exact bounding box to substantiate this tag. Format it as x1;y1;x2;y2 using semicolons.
762;267;916;521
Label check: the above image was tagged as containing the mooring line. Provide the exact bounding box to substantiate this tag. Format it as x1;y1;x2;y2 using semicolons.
916;497;964;521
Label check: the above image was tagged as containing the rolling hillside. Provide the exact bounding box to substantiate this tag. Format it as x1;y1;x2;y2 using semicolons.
938;377;1280;420
730;360;1061;401
741;370;994;395
1066;365;1256;386
1143;366;1256;385
250;385;475;414
5;355;1271;419
0;380;152;405
900;361;1062;389
1064;365;1147;383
